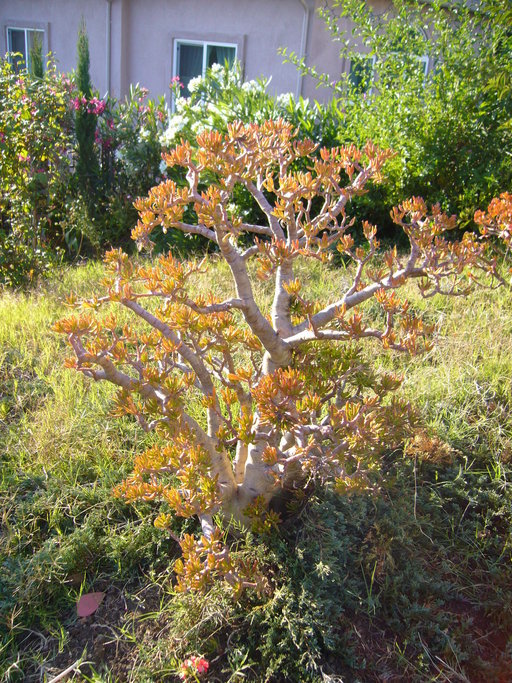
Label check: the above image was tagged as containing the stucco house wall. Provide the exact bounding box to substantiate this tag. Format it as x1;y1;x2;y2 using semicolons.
0;0;396;102
1;0;108;89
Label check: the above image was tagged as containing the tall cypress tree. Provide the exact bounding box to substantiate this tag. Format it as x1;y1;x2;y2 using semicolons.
75;20;99;209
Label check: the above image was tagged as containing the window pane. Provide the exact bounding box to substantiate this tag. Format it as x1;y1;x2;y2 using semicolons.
349;56;373;93
206;44;235;69
177;43;204;96
27;30;44;75
8;29;27;71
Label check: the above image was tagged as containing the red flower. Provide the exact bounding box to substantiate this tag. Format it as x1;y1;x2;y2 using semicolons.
179;655;209;680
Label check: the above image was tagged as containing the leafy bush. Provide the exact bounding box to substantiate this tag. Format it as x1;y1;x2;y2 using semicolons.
88;84;170;249
0;58;74;286
161;61;341;151
54;122;511;595
283;0;512;231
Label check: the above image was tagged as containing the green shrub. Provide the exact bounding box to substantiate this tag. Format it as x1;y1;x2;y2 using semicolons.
0;58;73;286
283;0;512;232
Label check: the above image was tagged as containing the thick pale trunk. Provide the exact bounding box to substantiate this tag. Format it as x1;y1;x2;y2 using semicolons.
222;439;282;525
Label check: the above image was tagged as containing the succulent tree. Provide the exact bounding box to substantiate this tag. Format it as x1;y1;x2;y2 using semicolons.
55;121;509;593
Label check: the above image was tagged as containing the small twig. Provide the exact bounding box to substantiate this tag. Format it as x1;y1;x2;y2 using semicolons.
47;656;89;683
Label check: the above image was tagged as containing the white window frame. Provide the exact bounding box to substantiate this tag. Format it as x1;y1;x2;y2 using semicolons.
4;18;50;73
417;54;430;77
173;39;238;84
6;25;46;72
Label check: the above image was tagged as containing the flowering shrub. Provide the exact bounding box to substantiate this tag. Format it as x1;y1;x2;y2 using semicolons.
71;95;106;116
161;61;337;150
66;83;171;251
55;121;510;593
96;84;173;245
0;57;73;286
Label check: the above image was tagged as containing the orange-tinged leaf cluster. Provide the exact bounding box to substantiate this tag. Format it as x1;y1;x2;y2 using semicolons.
475;192;512;246
174;528;265;597
115;438;220;518
246;345;416;489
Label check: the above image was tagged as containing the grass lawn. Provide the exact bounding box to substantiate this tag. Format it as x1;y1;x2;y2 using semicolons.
1;258;511;682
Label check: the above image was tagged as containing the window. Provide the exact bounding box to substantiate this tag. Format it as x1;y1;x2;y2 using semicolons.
348;55;376;93
174;40;237;96
348;27;429;94
6;26;44;73
348;51;428;94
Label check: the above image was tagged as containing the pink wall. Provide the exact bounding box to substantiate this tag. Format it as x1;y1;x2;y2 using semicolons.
1;0;108;92
117;0;304;99
0;0;397;103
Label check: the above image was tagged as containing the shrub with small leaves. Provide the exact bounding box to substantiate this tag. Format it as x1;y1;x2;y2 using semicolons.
0;58;73;286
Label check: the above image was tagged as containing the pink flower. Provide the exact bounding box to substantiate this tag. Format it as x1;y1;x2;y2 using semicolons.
179;656;209;680
0;132;5;143
87;97;106;115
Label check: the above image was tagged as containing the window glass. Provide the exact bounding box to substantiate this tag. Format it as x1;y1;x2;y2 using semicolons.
178;43;203;96
175;40;237;97
7;28;44;73
206;44;235;69
7;28;26;71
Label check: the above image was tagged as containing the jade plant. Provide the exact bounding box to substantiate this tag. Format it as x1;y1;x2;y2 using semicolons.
54;121;510;593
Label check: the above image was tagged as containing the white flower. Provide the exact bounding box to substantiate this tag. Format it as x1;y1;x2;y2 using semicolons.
242;80;263;94
159;159;168;175
191;120;207;134
138;127;151;143
159;114;186;146
175;96;189;113
276;92;295;109
187;75;203;93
